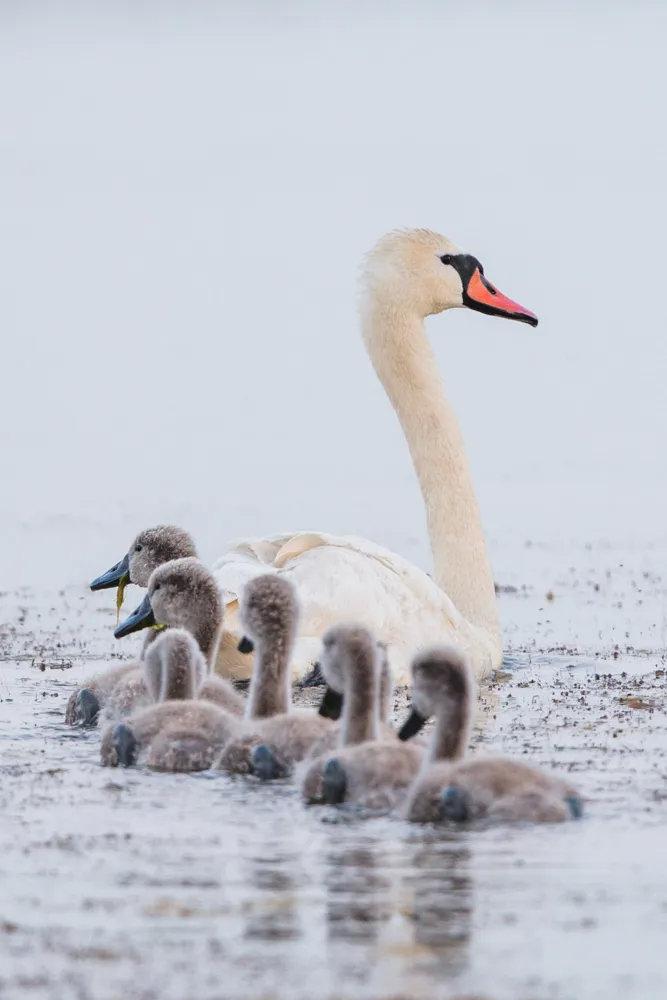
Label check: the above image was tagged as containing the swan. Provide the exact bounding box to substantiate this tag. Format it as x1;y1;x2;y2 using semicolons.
225;622;399;783
238;574;299;720
317;624;385;746
112;557;245;718
301;625;422;811
65;525;197;726
402;647;583;824
212;229;538;684
90;525;197;603
85;556;245;730
216;578;337;780
100;628;240;771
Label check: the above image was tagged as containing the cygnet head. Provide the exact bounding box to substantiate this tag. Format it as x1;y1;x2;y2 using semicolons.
399;645;474;749
115;558;222;658
317;624;378;721
361;228;537;326
319;624;377;691
237;574;299;652
90;525;197;594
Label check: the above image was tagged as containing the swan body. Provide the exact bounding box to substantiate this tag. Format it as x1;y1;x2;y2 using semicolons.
402;647;583;824
105;557;244;724
309;741;423;813
65;525;198;726
213;230;538;684
100;690;240;772
301;625;421;811
214;531;494;685
100;629;241;771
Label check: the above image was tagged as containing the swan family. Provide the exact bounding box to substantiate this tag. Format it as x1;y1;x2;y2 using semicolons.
62;227;583;825
90;229;539;689
74;555;581;823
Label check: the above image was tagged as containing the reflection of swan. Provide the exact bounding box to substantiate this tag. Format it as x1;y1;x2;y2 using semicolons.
213;229;537;683
324;845;391;944
406;842;472;975
244;847;299;944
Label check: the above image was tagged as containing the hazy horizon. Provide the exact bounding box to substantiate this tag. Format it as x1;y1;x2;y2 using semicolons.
2;2;666;585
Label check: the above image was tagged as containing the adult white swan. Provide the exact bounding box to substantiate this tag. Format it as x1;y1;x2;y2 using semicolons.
213;229;537;683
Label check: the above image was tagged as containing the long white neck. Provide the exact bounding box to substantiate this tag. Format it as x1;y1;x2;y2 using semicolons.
361;301;499;643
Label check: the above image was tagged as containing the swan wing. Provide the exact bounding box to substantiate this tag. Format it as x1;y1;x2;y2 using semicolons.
211;532;294;603
212;531;493;683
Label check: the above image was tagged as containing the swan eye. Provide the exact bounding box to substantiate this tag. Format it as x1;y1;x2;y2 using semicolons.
439;254;453;266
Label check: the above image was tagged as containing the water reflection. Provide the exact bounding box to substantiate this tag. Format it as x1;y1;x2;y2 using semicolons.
244;850;300;943
325;840;393;943
319;822;473;995
403;834;472;977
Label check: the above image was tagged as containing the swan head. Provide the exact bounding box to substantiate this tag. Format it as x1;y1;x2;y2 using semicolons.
318;622;379;715
237;574;299;652
125;526;197;588
90;525;197;603
115;557;222;640
362;228;537;325
398;644;474;746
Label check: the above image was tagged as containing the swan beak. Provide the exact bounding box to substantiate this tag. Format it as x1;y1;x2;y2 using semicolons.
237;635;254;654
464;268;538;327
115;594;155;638
90;553;130;591
318;686;344;720
398;707;428;741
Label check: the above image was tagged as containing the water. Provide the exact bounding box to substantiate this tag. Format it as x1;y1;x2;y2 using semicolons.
2;578;666;1000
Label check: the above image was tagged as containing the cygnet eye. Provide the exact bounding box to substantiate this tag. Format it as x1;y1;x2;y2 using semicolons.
135;544;143;552
153;583;161;591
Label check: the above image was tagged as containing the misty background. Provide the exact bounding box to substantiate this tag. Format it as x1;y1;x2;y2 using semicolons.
1;2;666;588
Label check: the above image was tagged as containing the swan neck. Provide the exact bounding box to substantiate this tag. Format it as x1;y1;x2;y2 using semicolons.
161;648;197;702
428;697;470;762
246;640;292;720
191;616;222;671
340;657;380;746
361;301;499;641
143;646;163;702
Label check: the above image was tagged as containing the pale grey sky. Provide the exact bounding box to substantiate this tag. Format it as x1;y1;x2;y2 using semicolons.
1;2;665;583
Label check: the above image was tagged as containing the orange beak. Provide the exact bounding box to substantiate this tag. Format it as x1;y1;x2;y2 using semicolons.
464;267;538;327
